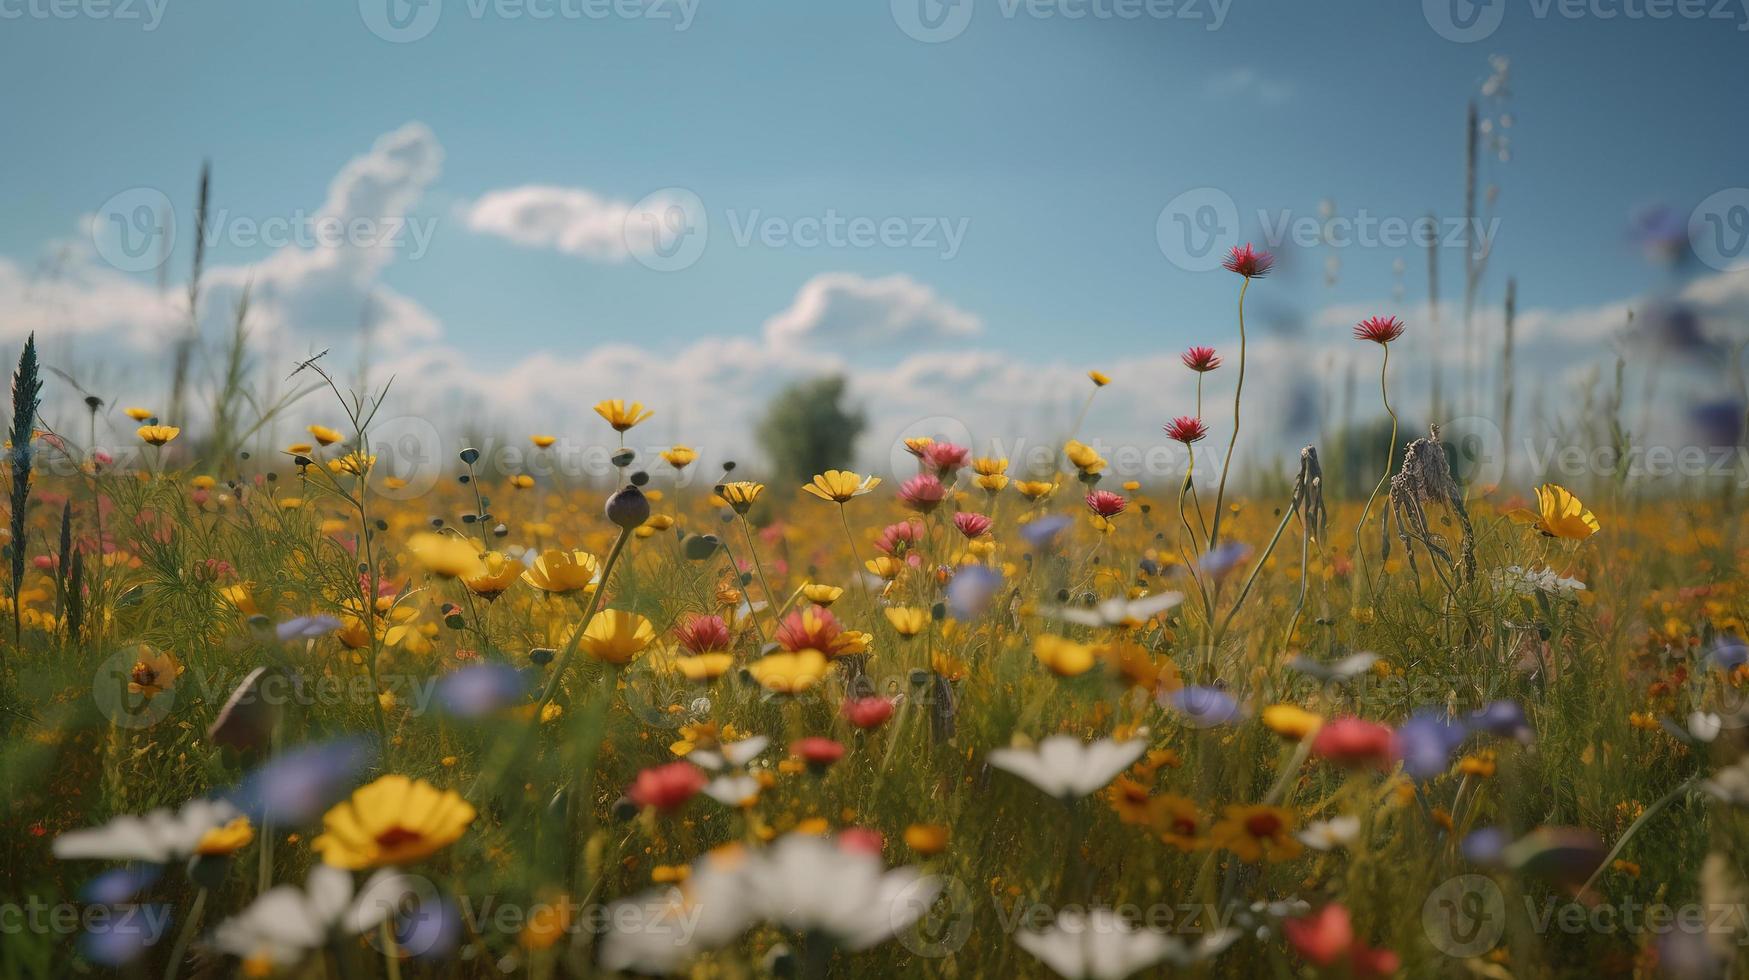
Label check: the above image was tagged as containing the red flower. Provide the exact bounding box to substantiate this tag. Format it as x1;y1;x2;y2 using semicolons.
627;762;706;810
875;520;925;556
776;606;845;654
674;614;733;653
921;442;970;476
952;512;993;539
1222;242;1274;278
1349;943;1401;979
791;737;846;768
898;475;948;514
838;827;885;855
1353;315;1406;345
1181;346;1222;372
1165;416;1208;444
1085;490;1127;519
1284;904;1354;967
1310;717;1398;768
842;696;896;729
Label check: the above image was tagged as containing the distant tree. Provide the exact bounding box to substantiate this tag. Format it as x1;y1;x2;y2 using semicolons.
756;375;867;489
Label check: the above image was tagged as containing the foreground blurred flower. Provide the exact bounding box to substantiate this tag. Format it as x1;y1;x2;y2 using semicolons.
54;798;245;864
213;865;416;975
594;399;653;432
629;762;708;810
1163;686;1244;727
406;532;487;579
1261;704;1323;740
1039;592;1182;629
1531;483;1600;540
1209;804;1302;863
748;650;829;693
227;738;376;826
312;775;475;869
801;470;881;502
436;663;528;718
843;696;896;729
136;424;180;446
463;552;522;599
1222;242;1274;278
579;609;656;664
989;735;1146;800
1017;907;1239;979
1033;634;1097;677
1310;717;1397;768
1284;904;1399;977
521;550;600;594
750;833;943;950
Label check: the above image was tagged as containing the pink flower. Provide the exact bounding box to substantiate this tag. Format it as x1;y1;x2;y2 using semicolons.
921;441;969;476
899;474;948;514
1310;717;1398;768
875;520;924;556
1085;490;1127;519
952;512;993;539
1284;904;1354;967
675;614;733;653
1353;315;1406;345
1165;416;1208;444
842;696;896;729
627;762;706;810
1222;242;1274;278
838;828;885;855
775;606;845;654
1181;346;1222;372
791;737;846;769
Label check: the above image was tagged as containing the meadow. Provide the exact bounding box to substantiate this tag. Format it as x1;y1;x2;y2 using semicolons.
2;245;1746;980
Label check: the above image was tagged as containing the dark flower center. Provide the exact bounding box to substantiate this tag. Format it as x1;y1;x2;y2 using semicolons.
375;826;424;849
1244;813;1282;838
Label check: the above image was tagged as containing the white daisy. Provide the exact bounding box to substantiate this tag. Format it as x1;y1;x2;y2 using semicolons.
53;797;242;864
1296;815;1361;851
1015;907;1239;979
211;865;414;971
988;735;1146;800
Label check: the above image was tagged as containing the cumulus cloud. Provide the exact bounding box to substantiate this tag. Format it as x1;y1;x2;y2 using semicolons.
762;272;981;349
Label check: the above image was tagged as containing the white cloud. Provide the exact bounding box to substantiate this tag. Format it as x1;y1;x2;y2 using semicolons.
762;272;981;349
460;185;642;262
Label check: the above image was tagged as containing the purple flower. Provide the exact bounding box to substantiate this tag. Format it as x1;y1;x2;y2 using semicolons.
1161;686;1243;727
1709;636;1748;671
1396;710;1468;780
1197;543;1253;577
436;663;529;718
81;866;162;905
79;903;170;965
228;737;375;826
946;566;1003;621
1467;700;1531;742
1019;515;1072;550
1461;827;1509;867
276;614;342;643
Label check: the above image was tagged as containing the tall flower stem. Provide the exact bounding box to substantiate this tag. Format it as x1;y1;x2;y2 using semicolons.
1355;344;1399;587
738;515;780;637
1208;277;1250;552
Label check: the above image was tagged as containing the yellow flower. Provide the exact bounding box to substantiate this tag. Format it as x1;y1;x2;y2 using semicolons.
126;646;181;698
313;775;475;869
1033;634;1096;677
1154;794;1206;852
1261;704;1324;741
801;584;844;606
1064;440;1106;474
521;550;600;594
464;552;522;600
579;609;656;664
747;650;829;693
307;424;344;446
191;474;217;491
676;653;734;681
885;607;929;637
328;451;374;476
1014;480;1057;501
124;407;154;421
975;474;1010;494
661;445;698;469
519;893;573;951
286;442;315;456
406;532;488;579
651;864;690;883
1533;483;1600;540
903;436;934;457
1209;805;1302;863
801;470;882;503
903;823;950;856
1088;370;1110;387
594;399;653;432
972;456;1008;476
510;473;535;489
137;424;180;446
715;481;765;514
530;434;557;448
195;817;255;856
865;556;904;580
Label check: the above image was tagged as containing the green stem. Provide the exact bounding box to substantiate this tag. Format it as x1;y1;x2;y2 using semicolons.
161;887;207;980
1208;276;1251;552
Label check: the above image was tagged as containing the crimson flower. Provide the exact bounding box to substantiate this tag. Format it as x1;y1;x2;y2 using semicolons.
1181;346;1222;372
1085;490;1127;519
1310;717;1398;768
898;474;948;514
791;737;846;769
674;614;732;654
775;607;845;654
627;762;706;810
1353;315;1406;345
952;512;993;538
1165;416;1208;444
1222;242;1274;278
842;696;897;729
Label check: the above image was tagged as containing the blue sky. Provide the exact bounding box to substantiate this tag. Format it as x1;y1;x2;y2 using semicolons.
2;0;1746;470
